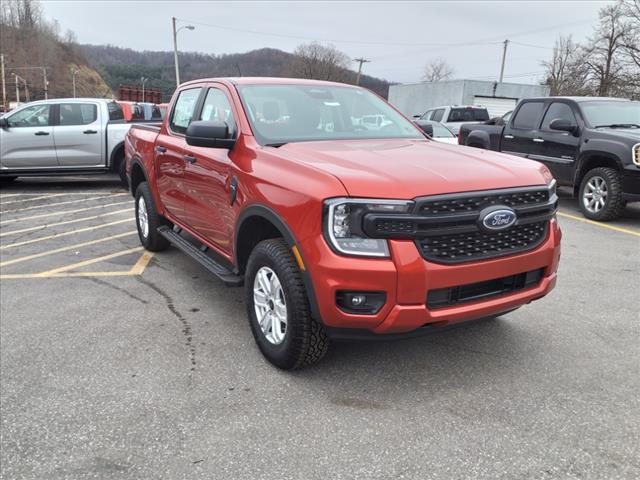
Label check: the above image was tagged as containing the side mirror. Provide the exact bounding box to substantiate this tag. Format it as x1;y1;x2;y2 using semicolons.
413;121;434;137
185;120;236;149
549;118;577;134
0;117;8;129
412;114;422;119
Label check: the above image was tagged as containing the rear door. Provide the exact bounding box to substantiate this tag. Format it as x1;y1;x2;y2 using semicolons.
534;101;580;184
182;85;238;254
501;101;546;157
53;102;103;167
155;87;203;221
0;103;57;168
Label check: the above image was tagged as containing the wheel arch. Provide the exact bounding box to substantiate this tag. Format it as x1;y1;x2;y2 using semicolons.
574;151;623;197
109;141;125;170
129;157;149;197
465;130;490;149
235;204;321;322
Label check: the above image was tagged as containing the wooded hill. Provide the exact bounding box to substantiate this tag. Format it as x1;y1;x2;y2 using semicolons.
80;44;392;102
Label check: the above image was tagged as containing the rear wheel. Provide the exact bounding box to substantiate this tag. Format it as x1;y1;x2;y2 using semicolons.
114;153;128;189
578;167;625;221
245;239;329;369
135;182;170;252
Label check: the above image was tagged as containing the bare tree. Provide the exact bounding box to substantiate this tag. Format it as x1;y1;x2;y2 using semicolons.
422;58;454;82
542;36;590;95
288;42;351;82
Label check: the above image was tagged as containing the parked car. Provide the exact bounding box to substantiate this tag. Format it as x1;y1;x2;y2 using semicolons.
125;77;561;369
0;98;131;186
413;120;458;144
414;105;490;134
459;97;640;221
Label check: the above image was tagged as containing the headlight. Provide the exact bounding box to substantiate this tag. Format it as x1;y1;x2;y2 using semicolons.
633;144;639;167
324;198;414;257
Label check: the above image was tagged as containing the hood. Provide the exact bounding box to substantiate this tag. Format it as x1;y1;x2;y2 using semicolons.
593;127;640;142
277;139;550;199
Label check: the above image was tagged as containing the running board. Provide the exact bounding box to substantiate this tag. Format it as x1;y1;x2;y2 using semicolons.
157;226;243;287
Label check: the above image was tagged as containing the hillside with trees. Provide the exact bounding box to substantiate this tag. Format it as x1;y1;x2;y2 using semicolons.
0;0;112;103
80;43;392;101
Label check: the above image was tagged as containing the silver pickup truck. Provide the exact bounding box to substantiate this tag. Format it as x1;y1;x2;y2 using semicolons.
0;98;131;186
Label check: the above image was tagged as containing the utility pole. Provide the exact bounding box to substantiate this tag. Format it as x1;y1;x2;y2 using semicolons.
499;39;509;83
141;76;148;102
43;67;48;100
353;57;371;85
71;67;79;98
11;73;22;104
172;17;195;88
1;54;6;111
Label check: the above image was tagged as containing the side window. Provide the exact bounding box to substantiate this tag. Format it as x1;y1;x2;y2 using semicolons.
431;109;445;122
169;88;202;134
199;88;237;136
59;103;98;126
6;104;50;127
541;102;577;131
512;102;545;129
421;110;433;120
108;102;124;121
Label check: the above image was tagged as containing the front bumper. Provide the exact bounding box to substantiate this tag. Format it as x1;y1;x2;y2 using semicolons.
301;219;561;334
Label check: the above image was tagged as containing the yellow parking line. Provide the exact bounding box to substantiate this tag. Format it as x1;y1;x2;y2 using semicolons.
0;201;131;226
36;246;144;276
0;208;132;237
557;211;640;237
0;231;137;267
0;218;134;249
129;251;154;275
1;193;127;214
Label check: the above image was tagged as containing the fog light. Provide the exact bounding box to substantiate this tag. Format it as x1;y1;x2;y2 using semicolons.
336;291;386;315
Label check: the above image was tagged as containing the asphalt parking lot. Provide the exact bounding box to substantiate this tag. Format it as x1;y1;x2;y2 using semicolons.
1;175;638;480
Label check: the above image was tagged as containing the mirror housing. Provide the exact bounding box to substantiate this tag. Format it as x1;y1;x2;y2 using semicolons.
0;117;8;129
413;121;434;137
185;120;236;149
412;114;422;119
549;118;577;134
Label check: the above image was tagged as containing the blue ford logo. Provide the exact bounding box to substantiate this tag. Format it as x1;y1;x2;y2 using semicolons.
481;208;517;231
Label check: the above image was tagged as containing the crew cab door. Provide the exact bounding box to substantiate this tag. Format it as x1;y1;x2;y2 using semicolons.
0;103;57;168
533;101;581;184
182;85;238;255
501;101;546;158
53;102;104;167
155;87;203;220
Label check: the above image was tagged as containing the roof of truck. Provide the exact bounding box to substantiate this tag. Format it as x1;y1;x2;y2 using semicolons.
524;96;632;103
181;77;359;88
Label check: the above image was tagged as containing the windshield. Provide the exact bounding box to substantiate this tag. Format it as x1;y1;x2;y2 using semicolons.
447;108;490;122
237;84;422;145
580;101;640;127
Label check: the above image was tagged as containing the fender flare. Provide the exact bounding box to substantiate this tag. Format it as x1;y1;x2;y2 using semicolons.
109;141;125;169
235;204;321;322
129;156;150;195
465;129;491;149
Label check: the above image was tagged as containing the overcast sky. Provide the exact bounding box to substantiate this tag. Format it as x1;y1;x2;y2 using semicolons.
41;0;613;84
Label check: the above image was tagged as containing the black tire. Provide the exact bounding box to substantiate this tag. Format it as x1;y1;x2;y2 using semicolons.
115;153;128;189
245;239;329;369
134;182;170;252
578;167;625;221
0;176;17;183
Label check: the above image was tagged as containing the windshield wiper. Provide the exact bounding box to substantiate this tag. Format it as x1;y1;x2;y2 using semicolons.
595;123;640;129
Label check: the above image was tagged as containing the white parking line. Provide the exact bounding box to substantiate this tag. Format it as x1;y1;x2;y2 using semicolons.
1;193;128;214
0;209;131;237
0;201;132;226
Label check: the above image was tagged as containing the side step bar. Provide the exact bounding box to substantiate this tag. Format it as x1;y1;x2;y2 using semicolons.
157;226;243;287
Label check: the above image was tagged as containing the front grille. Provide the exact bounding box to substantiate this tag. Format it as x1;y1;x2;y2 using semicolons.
427;268;545;309
361;183;557;264
418;221;548;263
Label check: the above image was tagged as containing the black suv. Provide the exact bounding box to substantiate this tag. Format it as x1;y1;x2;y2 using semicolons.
459;97;640;221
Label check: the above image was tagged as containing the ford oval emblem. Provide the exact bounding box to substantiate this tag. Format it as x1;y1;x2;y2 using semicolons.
481;207;517;231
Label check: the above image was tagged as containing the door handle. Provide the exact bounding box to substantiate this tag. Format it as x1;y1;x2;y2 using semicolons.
504;134;514;139
183;154;197;164
155;146;167;154
83;129;98;134
533;138;545;143
34;131;49;136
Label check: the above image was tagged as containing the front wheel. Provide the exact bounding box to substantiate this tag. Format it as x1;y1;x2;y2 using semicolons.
245;239;329;369
578;167;625;221
135;182;170;252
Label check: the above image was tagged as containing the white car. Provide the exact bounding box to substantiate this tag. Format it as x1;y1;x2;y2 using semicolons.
0;98;132;186
415;105;490;135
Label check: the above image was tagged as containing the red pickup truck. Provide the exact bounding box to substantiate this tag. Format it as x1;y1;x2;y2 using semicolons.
125;77;561;369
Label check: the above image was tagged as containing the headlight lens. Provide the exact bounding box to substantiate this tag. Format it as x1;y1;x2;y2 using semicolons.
324;198;413;257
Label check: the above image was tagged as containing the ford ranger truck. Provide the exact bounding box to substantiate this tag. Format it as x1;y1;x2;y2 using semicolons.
125;78;561;370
